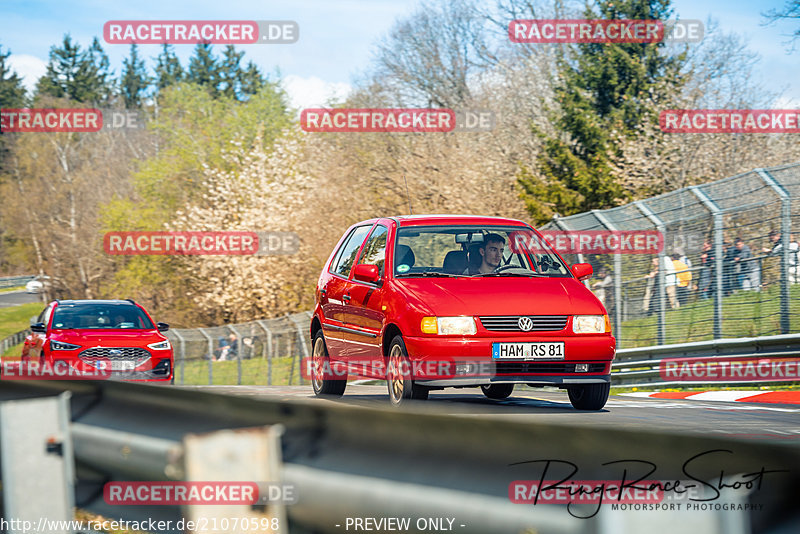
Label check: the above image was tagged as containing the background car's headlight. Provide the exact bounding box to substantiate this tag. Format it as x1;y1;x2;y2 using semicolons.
572;315;609;334
147;340;171;350
421;316;477;335
50;340;81;351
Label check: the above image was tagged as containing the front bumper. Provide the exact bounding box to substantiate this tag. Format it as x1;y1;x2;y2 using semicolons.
401;333;614;386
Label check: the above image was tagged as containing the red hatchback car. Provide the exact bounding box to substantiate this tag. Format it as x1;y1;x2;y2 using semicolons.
20;299;173;381
310;215;616;409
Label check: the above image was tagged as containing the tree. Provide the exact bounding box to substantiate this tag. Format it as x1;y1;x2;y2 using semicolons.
372;0;492;107
154;44;184;91
763;1;800;49
517;0;687;223
35;35;113;104
187;43;219;96
120;44;149;108
0;43;26;172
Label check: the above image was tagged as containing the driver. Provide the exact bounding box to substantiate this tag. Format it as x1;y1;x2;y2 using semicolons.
476;233;505;274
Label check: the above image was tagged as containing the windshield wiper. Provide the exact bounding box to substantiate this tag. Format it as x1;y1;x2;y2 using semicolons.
396;271;462;278
472;272;546;277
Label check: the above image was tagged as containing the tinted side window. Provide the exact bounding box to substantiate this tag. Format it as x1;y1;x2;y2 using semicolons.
331;225;372;277
357;225;388;276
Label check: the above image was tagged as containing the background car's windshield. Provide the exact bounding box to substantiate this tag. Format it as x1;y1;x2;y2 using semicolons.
394;225;570;277
51;304;155;329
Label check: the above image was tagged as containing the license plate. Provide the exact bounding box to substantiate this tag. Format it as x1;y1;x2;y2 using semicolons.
111;360;135;371
492;342;565;360
95;360;136;371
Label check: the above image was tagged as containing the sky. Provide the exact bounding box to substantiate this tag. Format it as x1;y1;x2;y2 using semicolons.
1;0;798;109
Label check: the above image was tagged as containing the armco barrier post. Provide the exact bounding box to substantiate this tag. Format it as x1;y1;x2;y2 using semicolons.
199;327;214;385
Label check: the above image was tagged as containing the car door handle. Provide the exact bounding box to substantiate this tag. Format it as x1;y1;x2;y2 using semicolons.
342;294;351;302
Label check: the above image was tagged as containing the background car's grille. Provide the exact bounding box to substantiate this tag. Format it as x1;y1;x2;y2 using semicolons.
479;315;568;332
495;362;606;374
79;347;150;366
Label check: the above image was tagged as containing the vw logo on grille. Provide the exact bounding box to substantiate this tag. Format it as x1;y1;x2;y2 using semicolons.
517;316;534;331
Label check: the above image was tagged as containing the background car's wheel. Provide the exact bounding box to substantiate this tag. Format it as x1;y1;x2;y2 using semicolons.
386;335;427;405
312;330;346;397
480;383;514;400
567;383;610;410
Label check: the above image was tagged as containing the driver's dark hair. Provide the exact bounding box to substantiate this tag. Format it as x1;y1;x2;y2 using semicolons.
482;233;505;249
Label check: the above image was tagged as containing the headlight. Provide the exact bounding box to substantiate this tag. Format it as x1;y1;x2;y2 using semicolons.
572;315;610;334
50;340;81;351
147;340;171;350
421;316;477;335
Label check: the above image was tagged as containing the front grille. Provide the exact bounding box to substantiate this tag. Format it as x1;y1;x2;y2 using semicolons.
479;315;568;332
495;362;606;374
78;347;150;366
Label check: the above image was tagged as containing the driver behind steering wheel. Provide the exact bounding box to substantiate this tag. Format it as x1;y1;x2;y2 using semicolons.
475;233;505;274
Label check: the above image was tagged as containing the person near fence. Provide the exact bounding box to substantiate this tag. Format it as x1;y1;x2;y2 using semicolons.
698;241;715;299
591;267;613;309
762;230;800;284
723;239;738;296
672;253;691;305
227;333;238;359
216;336;230;361
731;238;755;291
643;256;679;314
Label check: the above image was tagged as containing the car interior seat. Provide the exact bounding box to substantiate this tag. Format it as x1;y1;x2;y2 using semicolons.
467;243;483;273
442;250;468;274
395;245;416;270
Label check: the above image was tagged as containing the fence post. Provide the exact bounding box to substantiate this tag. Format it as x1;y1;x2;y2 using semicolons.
289;313;310;386
172;330;186;385
198;328;214;385
635;201;666;345
256;320;273;386
690;186;724;338
229;325;243;385
757;169;792;335
592;211;623;346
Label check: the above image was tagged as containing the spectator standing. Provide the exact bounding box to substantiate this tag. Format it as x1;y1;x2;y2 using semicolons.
698;241;715;299
763;230;800;284
723;239;738;296
733;238;754;290
591;268;613;309
672;253;691;305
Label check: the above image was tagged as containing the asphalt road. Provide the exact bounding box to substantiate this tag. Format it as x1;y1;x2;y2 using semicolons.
180;384;800;446
0;290;42;308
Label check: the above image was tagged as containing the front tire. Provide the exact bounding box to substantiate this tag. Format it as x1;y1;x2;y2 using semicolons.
386;335;428;405
312;330;346;397
481;383;514;400
567;383;610;410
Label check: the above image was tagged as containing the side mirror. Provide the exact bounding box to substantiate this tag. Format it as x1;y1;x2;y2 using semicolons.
353;264;380;284
157;322;170;332
571;263;593;282
30;322;47;333
30;316;39;327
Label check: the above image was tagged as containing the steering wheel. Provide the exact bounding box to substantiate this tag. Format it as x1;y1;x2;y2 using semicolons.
494;264;520;273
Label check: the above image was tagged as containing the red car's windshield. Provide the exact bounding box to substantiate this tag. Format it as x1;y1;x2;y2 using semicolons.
394;225;570;278
51;303;155;330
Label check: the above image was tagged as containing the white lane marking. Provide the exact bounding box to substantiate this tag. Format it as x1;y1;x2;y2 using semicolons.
686;391;760;401
606;399;800;412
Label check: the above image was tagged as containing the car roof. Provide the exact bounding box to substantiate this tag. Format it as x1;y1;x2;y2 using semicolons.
55;300;138;306
389;214;531;227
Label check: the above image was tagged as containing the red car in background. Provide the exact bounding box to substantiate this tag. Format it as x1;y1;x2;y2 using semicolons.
20;299;173;381
310;215;616;409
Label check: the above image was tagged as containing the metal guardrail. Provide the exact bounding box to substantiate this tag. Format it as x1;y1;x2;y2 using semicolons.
0;275;35;289
0;329;29;354
611;333;800;387
0;380;799;534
